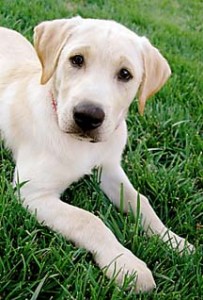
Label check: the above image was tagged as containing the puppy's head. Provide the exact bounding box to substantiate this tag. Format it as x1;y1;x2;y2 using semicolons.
34;17;171;142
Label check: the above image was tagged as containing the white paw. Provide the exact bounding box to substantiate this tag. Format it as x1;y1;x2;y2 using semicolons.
95;247;156;293
163;231;195;254
174;237;195;254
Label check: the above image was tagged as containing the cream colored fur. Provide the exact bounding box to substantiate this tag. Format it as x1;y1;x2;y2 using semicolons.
0;18;194;293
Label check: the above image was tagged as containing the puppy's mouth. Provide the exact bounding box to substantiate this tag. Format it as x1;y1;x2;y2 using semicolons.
65;129;101;143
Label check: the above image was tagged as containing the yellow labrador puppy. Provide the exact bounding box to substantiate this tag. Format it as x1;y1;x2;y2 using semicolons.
0;17;194;292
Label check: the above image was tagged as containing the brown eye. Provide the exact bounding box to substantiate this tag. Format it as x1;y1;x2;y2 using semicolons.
118;68;133;82
70;55;84;68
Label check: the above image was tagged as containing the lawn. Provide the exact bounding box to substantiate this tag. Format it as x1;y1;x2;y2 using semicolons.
0;0;202;299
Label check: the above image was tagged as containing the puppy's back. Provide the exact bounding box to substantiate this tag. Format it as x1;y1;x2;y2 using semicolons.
0;27;41;90
0;27;38;63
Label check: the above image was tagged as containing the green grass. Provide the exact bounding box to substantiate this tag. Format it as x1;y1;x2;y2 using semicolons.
0;0;202;299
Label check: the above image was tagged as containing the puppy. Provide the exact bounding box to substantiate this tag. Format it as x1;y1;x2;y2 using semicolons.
0;17;194;292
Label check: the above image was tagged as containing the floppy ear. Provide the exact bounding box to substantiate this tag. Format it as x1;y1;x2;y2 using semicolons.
138;37;171;115
34;17;82;84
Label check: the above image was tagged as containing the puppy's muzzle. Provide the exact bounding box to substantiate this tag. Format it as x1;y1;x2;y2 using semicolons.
73;102;105;131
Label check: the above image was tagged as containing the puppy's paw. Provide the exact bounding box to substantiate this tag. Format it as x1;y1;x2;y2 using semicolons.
96;247;156;293
176;238;195;255
165;232;195;254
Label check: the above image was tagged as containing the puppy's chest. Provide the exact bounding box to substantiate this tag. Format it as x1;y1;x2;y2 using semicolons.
54;142;106;184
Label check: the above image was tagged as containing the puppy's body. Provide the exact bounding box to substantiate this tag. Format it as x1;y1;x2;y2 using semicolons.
0;27;124;191
0;19;194;293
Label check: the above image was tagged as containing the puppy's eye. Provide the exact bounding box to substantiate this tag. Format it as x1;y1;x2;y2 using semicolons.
70;55;84;68
117;68;133;82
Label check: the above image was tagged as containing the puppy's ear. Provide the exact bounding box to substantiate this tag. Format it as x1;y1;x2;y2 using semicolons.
138;37;171;115
34;17;82;84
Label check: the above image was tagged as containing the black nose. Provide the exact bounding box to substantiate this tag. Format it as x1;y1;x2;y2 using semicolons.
73;103;105;131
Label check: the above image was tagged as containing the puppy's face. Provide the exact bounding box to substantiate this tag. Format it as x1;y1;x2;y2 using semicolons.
54;21;143;142
34;18;171;142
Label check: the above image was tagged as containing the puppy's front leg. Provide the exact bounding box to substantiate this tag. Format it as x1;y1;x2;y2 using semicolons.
100;164;194;253
22;193;155;292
